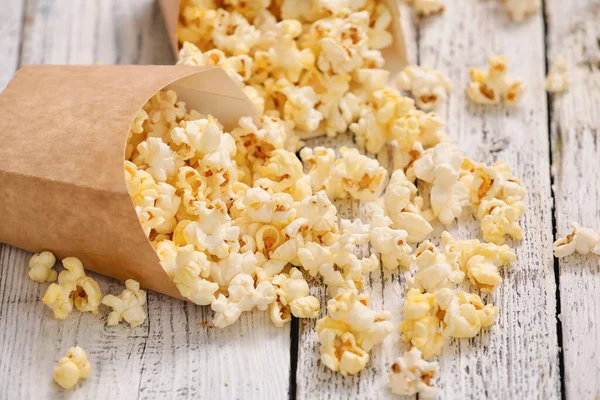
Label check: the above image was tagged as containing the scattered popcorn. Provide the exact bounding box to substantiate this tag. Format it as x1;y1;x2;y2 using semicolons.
545;57;568;93
412;240;465;293
270;268;320;326
410;142;469;225
434;288;498;338
442;231;515;292
402;0;445;17
399;288;444;359
317;282;393;375
102;279;147;327
467;55;525;106
500;0;540;22
553;223;600;258
42;257;102;319
397;65;452;111
28;251;57;283
333;147;387;201
384;169;433;242
53;346;91;390
389;347;439;397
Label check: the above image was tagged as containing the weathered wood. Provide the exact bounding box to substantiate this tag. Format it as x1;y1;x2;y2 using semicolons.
0;1;289;398
0;0;24;90
546;1;600;398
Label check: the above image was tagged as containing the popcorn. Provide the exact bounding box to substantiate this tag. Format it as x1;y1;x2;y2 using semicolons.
389;347;439;397
396;65;452;111
102;279;147;327
411;143;469;225
137;137;180;182
545;57;568;93
553;223;600;258
270;268;320;326
42;257;102;319
212;10;260;55
442;231;515;292
384;169;433;242
316;282;393;375
300;146;338;197
434;288;498;338
477;198;525;244
412;240;464;292
53;346;91;390
370;225;414;271
28;251;57;283
399;288;444;359
467;55;525;106
402;0;445;17
500;0;540;22
211;273;276;328
172;245;219;305
280;83;323;132
333;147;387;201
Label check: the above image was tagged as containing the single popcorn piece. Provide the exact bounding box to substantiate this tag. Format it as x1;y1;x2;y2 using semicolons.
102;279;147;328
402;0;445;17
384;169;433;242
333;147;387;201
28;251;57;283
545;57;568;93
412;240;464;293
399;288;444;359
434;288;498;338
467;55;526;106
553;223;600;258
316;282;393;375
53;346;91;390
389;347;439;398
42;257;102;319
172;245;219;306
270;268;320;326
396;65;452;111
477;198;525;244
500;0;540;22
442;231;515;292
411;142;469;225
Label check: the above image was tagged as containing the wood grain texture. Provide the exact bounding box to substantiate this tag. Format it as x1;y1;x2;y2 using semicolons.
546;1;600;398
0;1;289;399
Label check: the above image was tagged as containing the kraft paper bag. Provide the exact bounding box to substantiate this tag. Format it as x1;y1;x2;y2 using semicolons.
159;0;408;68
0;64;257;299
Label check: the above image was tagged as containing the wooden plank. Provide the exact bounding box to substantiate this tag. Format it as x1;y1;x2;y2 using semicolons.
0;1;289;398
0;0;24;90
546;1;600;398
417;1;561;398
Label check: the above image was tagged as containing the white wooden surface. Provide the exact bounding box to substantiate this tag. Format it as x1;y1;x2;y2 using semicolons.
0;0;598;399
547;1;600;399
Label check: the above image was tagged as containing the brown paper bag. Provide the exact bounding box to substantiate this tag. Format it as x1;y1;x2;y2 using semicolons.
0;64;257;299
159;0;408;68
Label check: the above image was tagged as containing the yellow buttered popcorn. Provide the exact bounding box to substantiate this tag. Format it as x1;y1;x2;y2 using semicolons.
316;282;393;375
28;251;57;283
467;55;526;106
399;288;444;359
270;268;320;327
102;279;147;328
333;147;387;202
42;257;102;319
53;346;91;390
442;231;515;292
434;288;498;338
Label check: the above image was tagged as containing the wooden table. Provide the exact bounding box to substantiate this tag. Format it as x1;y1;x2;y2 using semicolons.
0;1;598;398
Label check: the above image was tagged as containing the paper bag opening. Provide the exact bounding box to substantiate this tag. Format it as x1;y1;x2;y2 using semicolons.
0;65;257;299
